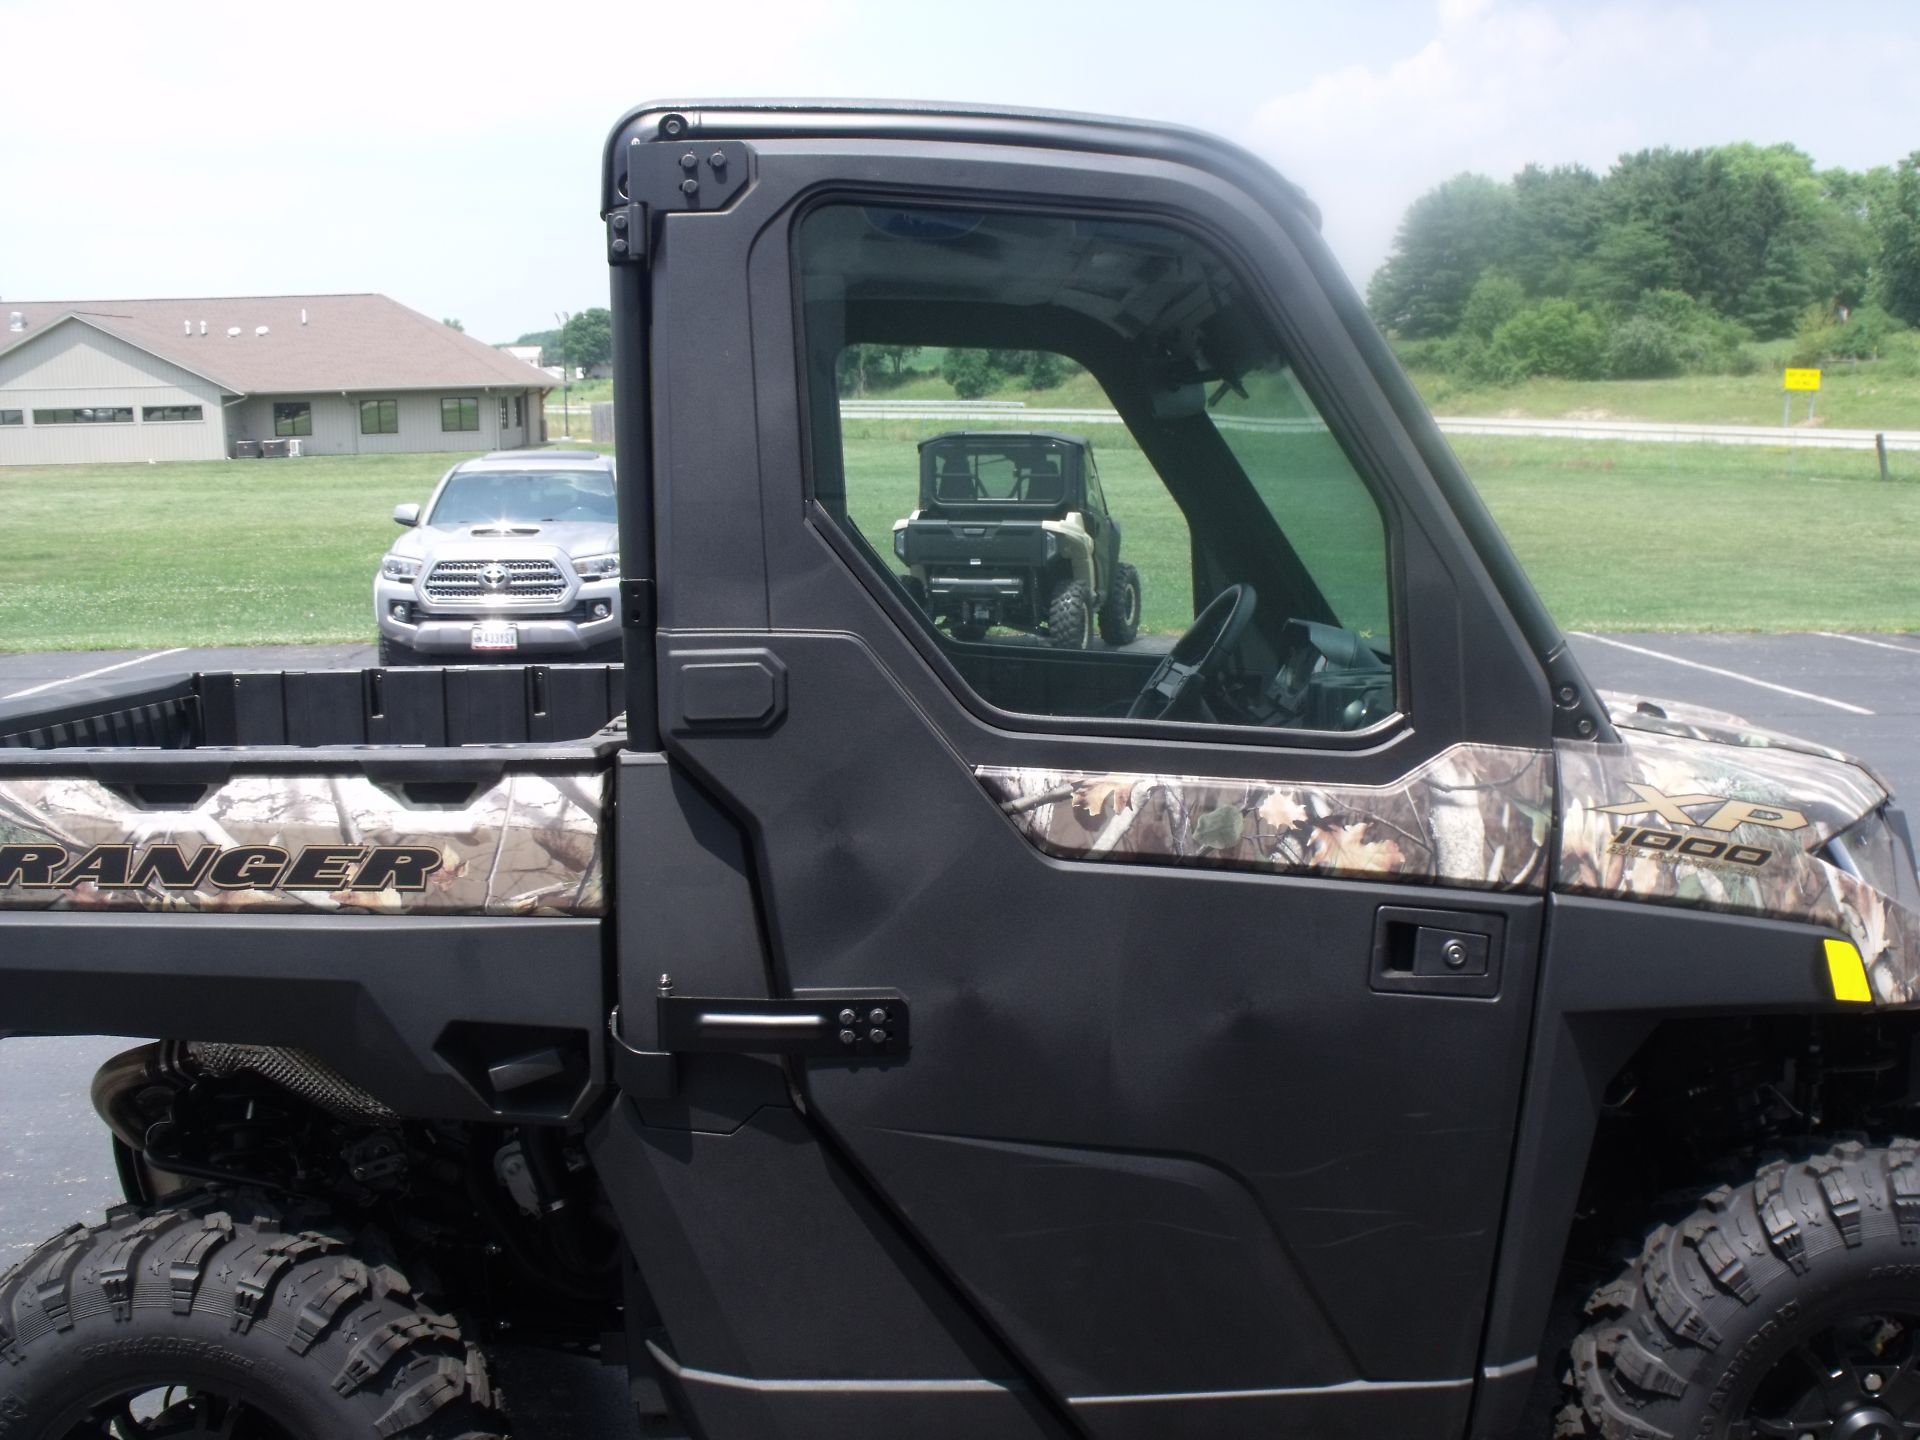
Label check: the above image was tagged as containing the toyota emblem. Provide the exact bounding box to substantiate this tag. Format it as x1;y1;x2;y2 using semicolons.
481;563;510;590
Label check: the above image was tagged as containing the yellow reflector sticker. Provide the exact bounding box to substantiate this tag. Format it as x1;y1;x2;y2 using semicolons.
1825;938;1873;1004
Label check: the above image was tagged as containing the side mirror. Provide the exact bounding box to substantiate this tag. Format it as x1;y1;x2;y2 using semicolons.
392;503;420;527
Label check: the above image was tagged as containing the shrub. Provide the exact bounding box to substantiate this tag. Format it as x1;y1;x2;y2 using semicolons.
1489;300;1608;379
941;348;998;399
1606;316;1685;378
1459;271;1527;341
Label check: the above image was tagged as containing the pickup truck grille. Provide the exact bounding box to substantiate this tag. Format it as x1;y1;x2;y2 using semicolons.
425;559;568;602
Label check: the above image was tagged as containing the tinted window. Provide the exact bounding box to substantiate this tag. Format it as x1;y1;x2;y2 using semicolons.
428;469;616;525
799;202;1396;734
142;405;203;423
441;397;479;432
360;398;398;435
35;408;132;424
273;402;311;437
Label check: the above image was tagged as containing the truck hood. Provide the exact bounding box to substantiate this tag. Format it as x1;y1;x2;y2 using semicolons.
1556;691;1920;1004
386;520;618;564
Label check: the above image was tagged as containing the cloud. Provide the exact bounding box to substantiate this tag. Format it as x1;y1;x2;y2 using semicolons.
1241;1;1714;286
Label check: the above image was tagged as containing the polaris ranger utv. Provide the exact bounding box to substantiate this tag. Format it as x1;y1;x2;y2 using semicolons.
3;102;1919;1440
892;430;1142;648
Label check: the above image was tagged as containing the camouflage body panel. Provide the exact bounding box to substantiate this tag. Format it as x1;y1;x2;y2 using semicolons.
1603;689;1866;769
0;769;606;917
1555;728;1920;1003
979;743;1553;892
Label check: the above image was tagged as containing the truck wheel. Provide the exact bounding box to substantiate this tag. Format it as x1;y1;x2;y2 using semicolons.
1097;563;1141;647
377;636;416;668
1047;580;1093;649
0;1193;508;1439
1564;1140;1920;1440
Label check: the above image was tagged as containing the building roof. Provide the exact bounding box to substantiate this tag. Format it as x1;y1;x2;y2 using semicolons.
0;294;554;396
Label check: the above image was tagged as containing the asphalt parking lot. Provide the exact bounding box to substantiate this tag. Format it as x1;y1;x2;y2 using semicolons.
3;631;1919;1432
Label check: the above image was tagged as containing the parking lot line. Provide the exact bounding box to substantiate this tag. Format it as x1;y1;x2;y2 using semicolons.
1570;632;1875;715
1816;632;1920;657
0;648;188;702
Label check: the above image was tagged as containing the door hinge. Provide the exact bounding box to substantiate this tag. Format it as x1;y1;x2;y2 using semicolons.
607;136;754;265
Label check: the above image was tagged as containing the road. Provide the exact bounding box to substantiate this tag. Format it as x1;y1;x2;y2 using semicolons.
836;399;1920;454
4;632;1920;1432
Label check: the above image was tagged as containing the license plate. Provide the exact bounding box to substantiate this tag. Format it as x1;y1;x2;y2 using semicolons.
471;623;518;651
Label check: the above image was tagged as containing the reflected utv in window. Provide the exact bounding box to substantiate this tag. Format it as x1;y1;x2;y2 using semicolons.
35;408;132;424
441;397;479;433
273;402;312;437
142;405;203;423
799;201;1396;735
360;398;399;435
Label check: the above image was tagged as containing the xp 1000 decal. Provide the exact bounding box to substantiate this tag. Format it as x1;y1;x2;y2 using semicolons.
0;770;606;916
1557;727;1920;1005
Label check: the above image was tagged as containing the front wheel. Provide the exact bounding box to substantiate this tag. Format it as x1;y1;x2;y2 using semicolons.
0;1193;509;1439
1564;1140;1920;1439
377;635;417;668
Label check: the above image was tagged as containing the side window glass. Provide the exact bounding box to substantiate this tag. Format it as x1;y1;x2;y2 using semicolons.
799;203;1396;734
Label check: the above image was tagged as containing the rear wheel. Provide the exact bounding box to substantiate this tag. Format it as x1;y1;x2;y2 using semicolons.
1564;1140;1920;1440
1097;563;1141;647
1047;580;1093;650
0;1192;508;1439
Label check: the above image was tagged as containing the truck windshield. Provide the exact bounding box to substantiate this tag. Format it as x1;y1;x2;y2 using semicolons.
429;471;617;525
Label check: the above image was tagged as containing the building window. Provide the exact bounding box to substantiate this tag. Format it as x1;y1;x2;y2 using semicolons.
499;397;510;430
514;396;524;427
441;397;479;432
0;410;21;426
360;398;399;435
142;405;204;423
273;402;313;437
34;407;133;425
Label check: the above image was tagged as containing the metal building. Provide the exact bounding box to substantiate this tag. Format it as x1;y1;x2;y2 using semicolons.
0;295;553;466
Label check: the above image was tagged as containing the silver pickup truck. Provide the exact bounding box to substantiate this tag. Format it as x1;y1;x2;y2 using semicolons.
375;448;623;664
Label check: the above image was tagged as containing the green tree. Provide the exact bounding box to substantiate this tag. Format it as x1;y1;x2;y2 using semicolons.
1367;173;1515;337
1459;271;1526;341
1875;153;1920;325
942;348;998;399
1507;163;1604;296
558;309;613;372
442;317;464;332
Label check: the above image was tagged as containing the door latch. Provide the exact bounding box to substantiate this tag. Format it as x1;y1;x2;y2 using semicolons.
1370;906;1505;998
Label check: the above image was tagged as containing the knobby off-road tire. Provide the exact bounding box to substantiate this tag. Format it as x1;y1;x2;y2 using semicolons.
1047;580;1093;650
1097;563;1141;648
1565;1140;1920;1440
0;1193;508;1439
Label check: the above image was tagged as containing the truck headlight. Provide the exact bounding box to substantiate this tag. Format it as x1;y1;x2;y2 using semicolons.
1826;806;1920;909
573;553;620;578
1043;532;1059;560
380;556;421;581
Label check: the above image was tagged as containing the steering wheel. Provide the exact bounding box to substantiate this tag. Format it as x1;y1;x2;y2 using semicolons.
1127;583;1258;721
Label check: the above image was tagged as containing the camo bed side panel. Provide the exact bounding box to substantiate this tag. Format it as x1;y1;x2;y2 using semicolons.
978;743;1554;893
0;770;606;916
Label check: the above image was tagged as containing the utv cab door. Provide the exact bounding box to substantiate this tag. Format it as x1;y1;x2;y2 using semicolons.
606;106;1558;1440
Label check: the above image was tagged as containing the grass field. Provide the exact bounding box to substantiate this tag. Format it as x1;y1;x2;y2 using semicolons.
0;429;1915;651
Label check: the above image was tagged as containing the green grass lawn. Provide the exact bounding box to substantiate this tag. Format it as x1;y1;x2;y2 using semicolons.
1;431;1916;652
1402;356;1920;431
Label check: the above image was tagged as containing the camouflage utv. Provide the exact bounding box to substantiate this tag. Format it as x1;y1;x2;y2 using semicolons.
891;431;1142;648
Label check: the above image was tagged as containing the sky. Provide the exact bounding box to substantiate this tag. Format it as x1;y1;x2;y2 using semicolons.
2;0;1915;343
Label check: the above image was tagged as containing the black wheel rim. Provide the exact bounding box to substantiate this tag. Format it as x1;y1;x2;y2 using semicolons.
62;1385;298;1439
1735;1310;1920;1438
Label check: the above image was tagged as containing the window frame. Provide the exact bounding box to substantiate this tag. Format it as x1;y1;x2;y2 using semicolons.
141;405;204;423
359;397;399;436
34;407;133;425
272;401;312;438
787;191;1410;750
440;396;479;433
0;410;22;427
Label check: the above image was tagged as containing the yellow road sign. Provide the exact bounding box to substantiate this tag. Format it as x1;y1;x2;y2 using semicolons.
1784;367;1822;392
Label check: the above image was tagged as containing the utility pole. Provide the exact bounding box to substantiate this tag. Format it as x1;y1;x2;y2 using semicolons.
556;310;572;440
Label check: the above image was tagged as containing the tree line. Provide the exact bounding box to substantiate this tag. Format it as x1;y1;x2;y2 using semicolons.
1369;145;1920;384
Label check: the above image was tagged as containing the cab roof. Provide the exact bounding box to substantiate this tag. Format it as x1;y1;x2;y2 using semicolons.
601;99;1319;228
